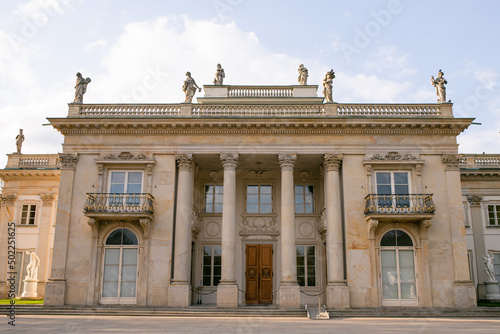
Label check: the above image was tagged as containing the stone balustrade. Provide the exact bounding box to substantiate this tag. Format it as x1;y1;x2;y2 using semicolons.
192;105;325;117
228;86;293;97
337;104;441;117
78;104;181;117
6;154;60;169
460;155;500;168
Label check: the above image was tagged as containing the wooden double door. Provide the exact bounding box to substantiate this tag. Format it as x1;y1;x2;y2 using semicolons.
245;244;273;304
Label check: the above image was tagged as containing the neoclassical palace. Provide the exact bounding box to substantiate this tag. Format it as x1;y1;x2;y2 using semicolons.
1;81;500;309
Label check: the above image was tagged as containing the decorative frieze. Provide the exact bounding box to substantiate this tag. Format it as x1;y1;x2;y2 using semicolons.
40;193;55;206
370;152;417;161
467;195;483;206
240;215;279;236
278;153;297;171
442;154;463;170
176;154;193;171
0;193;17;206
102;152;149;160
59;153;78;169
220;153;239;171
324;154;342;171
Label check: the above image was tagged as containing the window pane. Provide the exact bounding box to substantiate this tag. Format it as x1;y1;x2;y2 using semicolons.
110;184;125;194
296;246;305;256
381;230;396;246
120;281;136;297
21;205;28;224
214;204;223;213
213;266;221;276
111;172;125;184
401;283;417;299
305;204;314;214
295;195;304;204
127;184;141;194
28;206;36;225
394;173;408;185
295;185;303;194
102;281;118;297
127;172;142;184
122;248;138;264
377;185;391;195
106;230;122;245
297;256;304;266
381;250;396;266
203;246;212;257
214;246;222;256
307;276;316;287
295;204;304;214
376;173;391;185
307;246;315;256
213;276;221;286
121;265;137;281
122;229;138;245
260;185;272;194
394;185;409;195
247;194;259;204
246;204;258;213
260;194;272;204
203;277;211;286
260;204;272;213
214;194;223;204
382;282;398;299
203;266;212;276
104;248;120;264
247;185;259;194
297;277;305;286
297;266;305;277
103;265;119;281
215;186;224;194
396;231;413;247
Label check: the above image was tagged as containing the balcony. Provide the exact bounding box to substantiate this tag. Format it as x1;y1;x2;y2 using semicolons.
364;194;435;221
84;193;154;220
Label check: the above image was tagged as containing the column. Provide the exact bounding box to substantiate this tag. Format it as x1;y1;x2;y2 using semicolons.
468;195;488;298
45;153;78;306
0;194;16;298
442;155;476;307
217;153;239;307
168;154;194;307
324;153;350;309
278;153;300;308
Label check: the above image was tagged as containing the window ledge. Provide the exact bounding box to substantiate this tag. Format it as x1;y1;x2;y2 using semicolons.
16;224;38;227
486;225;500;228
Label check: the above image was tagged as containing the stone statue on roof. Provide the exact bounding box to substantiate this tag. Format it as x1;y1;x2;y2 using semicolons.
74;72;91;104
15;129;25;154
213;64;225;85
323;69;335;103
182;72;202;103
298;64;308;85
431;69;447;103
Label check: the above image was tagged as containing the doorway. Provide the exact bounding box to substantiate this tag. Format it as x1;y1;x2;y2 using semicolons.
245;244;273;304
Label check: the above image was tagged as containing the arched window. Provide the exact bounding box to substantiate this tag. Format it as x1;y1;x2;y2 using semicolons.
380;229;417;306
101;228;138;304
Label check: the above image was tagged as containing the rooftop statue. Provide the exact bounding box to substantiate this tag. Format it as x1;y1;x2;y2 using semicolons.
298;64;308;85
213;63;225;85
74;72;91;104
182;72;202;103
323;69;335;103
430;69;447;103
15;129;25;154
483;251;497;282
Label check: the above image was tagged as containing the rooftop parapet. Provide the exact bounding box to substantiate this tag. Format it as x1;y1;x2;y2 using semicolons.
460;155;500;169
5;154;60;169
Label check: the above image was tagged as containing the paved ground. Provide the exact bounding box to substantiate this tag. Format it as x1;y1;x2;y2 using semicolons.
2;315;500;333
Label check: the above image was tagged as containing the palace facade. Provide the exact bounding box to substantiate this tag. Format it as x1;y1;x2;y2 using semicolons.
1;83;499;308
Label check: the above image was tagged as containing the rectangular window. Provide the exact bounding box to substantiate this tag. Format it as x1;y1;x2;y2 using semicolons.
296;245;316;287
487;205;500;226
20;204;37;225
295;185;314;214
376;172;410;208
205;185;223;213
246;185;272;213
202;245;221;286
109;171;143;206
494;252;500;283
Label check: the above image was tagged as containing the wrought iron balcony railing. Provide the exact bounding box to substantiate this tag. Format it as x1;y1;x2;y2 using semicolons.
364;194;435;215
84;193;154;214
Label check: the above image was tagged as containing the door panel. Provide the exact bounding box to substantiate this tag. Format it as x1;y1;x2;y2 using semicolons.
246;244;273;304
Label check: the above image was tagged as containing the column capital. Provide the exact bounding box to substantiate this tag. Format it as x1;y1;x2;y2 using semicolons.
278;153;297;171
40;193;55;206
324;153;342;171
0;193;17;206
220;153;239;171
175;153;193;171
467;194;483;206
59;153;78;169
442;154;463;170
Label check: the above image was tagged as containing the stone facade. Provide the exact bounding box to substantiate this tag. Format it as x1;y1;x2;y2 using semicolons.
0;84;487;308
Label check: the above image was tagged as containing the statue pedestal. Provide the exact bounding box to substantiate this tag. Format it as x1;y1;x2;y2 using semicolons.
21;279;38;299
484;281;500;301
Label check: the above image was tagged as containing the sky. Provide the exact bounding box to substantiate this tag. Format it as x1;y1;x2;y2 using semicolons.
1;0;500;169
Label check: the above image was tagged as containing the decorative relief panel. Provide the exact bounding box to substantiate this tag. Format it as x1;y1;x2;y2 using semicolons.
240;214;279;236
203;218;222;239
370;152;417;161
297;220;314;239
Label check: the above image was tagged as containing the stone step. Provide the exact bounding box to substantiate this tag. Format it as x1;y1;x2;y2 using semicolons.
1;305;499;318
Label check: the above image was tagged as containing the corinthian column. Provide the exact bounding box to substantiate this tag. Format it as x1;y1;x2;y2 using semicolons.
168;154;194;307
217;153;239;307
278;153;300;308
324;153;349;309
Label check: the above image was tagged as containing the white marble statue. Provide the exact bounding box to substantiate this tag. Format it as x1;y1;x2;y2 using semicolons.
213;64;225;85
15;129;25;154
182;72;201;103
430;69;447;103
25;251;40;281
323;69;335;103
74;72;91;104
483;251;497;282
297;64;308;85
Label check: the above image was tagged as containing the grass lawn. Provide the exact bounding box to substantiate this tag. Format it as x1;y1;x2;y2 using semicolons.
0;299;43;305
477;301;500;307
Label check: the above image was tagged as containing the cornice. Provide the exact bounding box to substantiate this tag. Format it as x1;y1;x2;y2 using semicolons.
48;117;474;136
0;169;60;181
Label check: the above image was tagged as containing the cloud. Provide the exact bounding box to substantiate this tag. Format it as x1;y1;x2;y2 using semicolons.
364;46;417;78
13;0;83;20
84;38;108;52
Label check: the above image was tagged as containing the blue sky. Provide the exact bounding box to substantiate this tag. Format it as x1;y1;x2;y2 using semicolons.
1;0;499;169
